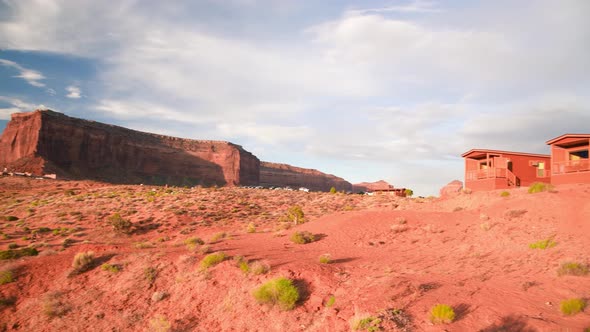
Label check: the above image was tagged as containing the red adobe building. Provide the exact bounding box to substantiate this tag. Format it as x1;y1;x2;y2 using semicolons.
462;149;551;191
546;134;590;185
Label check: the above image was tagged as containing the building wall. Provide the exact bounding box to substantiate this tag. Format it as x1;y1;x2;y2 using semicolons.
503;153;551;186
551;172;590;185
549;137;590;185
465;178;509;191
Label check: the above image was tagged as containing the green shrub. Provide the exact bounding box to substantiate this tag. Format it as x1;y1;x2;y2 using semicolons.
404;189;413;197
500;191;510;197
319;254;331;264
286;205;305;224
325;295;335;307
239;260;250;274
3;216;18;221
144;267;157;283
352;316;382;331
200;252;227;269
246;222;256;233
330;187;337;194
557;262;589;276
529;238;557;249
429;304;455;324
7;243;18;249
42;291;69;317
109;213;133;234
209;232;227;243
528;182;553;194
101;263;121;273
0;247;38;260
560;298;586;315
72;251;95;273
253;277;299;310
184;237;204;250
0;269;14;285
290;231;315;244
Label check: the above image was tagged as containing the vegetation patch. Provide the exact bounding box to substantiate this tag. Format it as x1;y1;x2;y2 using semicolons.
109;213;133;234
101;263;121;273
557;262;589;276
249;260;270;275
0;269;15;285
0;247;39;260
200;252;227;269
246;222;256;233
352;316;382;331
3;216;18;221
325;295;336;307
290;231;315;244
209;232;227;243
529;238;557;250
184;237;204;250
319;254;331;264
528;182;553;194
144;267;158;283
149;314;171;332
560;298;586;316
72;251;95;273
42;291;69;318
253;277;300;310
500;191;510;197
285;205;305;224
429;304;455;324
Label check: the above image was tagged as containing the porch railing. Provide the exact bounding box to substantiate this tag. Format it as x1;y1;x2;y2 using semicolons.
466;168;518;186
552;159;590;174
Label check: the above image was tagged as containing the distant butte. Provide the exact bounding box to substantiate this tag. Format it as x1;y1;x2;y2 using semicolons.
0;110;352;191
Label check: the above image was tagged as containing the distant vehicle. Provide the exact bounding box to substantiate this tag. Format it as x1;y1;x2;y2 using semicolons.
299;187;309;192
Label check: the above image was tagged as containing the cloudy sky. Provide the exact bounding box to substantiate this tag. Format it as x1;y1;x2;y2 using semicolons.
1;0;589;195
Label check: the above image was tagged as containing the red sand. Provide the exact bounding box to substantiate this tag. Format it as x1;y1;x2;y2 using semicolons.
0;177;589;331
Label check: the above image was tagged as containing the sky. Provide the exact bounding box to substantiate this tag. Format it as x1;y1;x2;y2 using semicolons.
1;0;589;196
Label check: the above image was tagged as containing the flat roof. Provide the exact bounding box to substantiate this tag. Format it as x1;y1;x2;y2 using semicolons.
546;134;590;145
461;149;550;158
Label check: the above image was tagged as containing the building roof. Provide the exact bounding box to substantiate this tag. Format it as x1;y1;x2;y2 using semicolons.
461;149;550;159
545;133;590;145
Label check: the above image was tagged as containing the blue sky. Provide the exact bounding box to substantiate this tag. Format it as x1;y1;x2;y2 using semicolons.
1;0;589;196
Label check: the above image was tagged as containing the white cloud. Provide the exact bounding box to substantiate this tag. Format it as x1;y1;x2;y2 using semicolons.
0;58;46;87
0;96;46;119
65;86;82;99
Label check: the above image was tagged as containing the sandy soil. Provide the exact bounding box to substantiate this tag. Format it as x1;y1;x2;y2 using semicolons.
0;177;589;331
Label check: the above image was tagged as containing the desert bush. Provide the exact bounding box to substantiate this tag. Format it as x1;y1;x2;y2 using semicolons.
0;295;16;307
101;263;121;273
560;298;586;315
250;260;270;275
528;182;553;194
42;291;69;317
253;277;299;310
200;252;227;269
199;244;211;254
3;216;18;221
184;237;204;250
290;231;315;244
144;267;157;283
330;187;337;194
429;304;455;324
149;314;171;332
109;213;133;234
319;254;331;264
246;222;256;233
325;295;336;307
62;238;74;248
0;247;38;260
500;191;510;197
352;316;382;331
209;232;227;243
285;205;305;225
72;251;95;273
557;262;589;276
404;189;413;197
0;269;14;285
529;238;557;249
7;243;18;249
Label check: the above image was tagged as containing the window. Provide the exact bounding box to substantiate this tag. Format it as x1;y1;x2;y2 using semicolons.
537;162;545;177
569;149;589;160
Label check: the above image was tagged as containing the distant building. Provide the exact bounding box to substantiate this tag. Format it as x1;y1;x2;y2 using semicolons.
546;134;590;185
462;149;551;191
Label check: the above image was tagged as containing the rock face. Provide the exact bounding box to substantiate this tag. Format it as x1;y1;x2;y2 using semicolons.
0;110;260;186
439;180;463;197
260;162;352;192
352;180;394;193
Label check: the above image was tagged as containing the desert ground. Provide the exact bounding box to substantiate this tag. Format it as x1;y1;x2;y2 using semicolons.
0;176;589;331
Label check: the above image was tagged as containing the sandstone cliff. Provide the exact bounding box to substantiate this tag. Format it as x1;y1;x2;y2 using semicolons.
0;110;260;186
260;162;352;192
